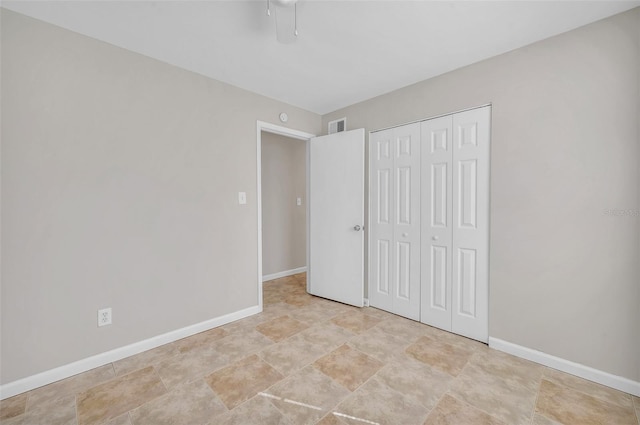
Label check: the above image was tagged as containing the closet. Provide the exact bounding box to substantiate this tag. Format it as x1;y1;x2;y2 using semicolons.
369;105;490;342
368;123;421;321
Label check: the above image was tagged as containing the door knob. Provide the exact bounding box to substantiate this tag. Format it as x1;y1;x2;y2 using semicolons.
353;225;362;231
432;236;439;241
402;233;408;237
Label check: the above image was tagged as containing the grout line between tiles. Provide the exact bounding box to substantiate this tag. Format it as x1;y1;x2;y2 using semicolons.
530;374;543;425
74;394;79;425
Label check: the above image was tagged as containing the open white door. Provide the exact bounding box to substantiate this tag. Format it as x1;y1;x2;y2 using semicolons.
308;129;365;307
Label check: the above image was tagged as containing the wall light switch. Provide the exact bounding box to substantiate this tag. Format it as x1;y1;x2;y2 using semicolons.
296;197;302;206
238;192;247;205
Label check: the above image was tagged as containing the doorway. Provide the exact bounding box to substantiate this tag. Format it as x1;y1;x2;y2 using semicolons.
256;121;315;309
257;122;366;310
261;131;306;278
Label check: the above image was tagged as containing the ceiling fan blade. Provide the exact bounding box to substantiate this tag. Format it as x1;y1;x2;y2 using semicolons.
275;4;297;44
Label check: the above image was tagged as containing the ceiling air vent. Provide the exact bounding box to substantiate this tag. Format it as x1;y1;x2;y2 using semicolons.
328;117;347;134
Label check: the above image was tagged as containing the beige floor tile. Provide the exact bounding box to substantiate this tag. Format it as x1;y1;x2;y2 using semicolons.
213;395;292;425
106;414;132;425
262;302;302;318
359;307;397;320
374;315;428;343
129;379;226;425
113;344;179;376
286;304;342;326
330;311;381;334
0;415;24;425
256;315;309;342
205;354;284;410
315;413;348;425
347;326;409;363
266;366;351;425
221;312;275;333
309;298;358;314
296;323;356;352
375;355;453;411
543;367;634;409
0;393;28;421
422;325;488;353
536;379;637;425
405;335;474;377
313;345;383;391
155;345;231;390
334;376;429;425
258;335;328;376
468;349;544;391
27;364;115;406
315;414;349;425
12;394;76;425
634;396;640;424
531;414;563;425
423;394;505;425
264;292;284;305
212;328;275;358
76;366;166;425
448;351;541;425
291;272;307;283
283;292;316;307
172;327;228;354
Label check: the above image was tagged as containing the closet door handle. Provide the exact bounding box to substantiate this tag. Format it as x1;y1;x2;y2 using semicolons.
432;236;439;241
353;225;362;231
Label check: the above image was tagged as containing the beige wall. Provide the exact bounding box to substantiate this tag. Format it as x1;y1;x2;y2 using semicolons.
0;9;321;384
261;132;306;276
323;8;640;381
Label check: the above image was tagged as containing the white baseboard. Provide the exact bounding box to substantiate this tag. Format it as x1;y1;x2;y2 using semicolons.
0;305;261;400
262;266;307;282
488;337;640;397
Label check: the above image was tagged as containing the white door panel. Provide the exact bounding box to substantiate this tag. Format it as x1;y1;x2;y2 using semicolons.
392;124;421;320
369;124;420;320
420;115;453;331
369;128;394;312
451;107;490;342
309;129;365;307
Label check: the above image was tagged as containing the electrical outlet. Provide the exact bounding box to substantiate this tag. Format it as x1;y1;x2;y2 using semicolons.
98;308;112;327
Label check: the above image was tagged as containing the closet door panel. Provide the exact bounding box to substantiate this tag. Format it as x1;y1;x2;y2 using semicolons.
451;107;490;343
420;116;453;331
369;128;395;313
392;123;421;320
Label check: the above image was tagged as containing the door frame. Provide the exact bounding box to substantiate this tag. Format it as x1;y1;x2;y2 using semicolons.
256;121;316;311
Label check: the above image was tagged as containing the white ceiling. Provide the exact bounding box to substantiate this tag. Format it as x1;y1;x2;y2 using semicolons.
3;1;639;114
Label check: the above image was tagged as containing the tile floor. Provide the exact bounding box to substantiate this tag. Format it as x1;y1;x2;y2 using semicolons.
1;273;639;425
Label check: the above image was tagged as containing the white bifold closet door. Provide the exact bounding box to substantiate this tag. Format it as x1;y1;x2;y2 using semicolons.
421;106;490;343
369;123;421;321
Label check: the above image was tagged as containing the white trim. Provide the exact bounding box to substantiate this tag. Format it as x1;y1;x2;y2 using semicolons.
262;266;307;282
256;121;315;304
488;337;640;397
0;305;261;400
370;103;491;134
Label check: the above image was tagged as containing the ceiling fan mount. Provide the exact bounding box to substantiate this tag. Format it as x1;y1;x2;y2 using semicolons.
267;0;299;43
